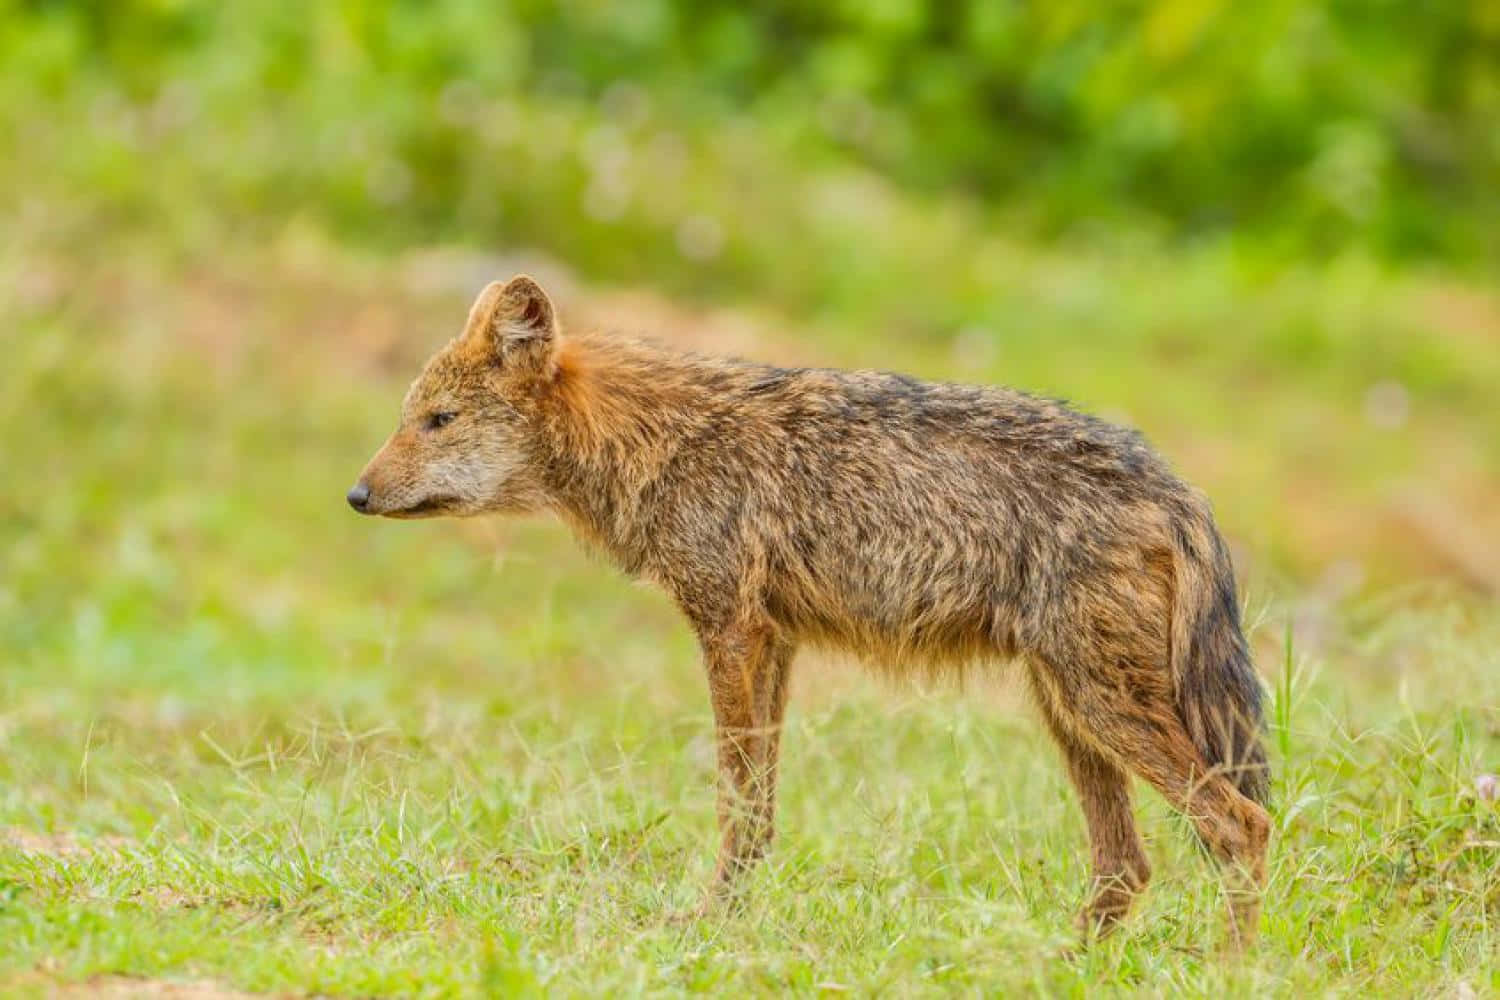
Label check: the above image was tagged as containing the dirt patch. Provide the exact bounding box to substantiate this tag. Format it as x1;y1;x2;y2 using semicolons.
161;244;810;381
1413;281;1500;349
11;974;278;999
2;827;132;858
1391;489;1500;596
396;246;811;361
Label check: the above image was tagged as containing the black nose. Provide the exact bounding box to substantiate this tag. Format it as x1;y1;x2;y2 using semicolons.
346;482;371;511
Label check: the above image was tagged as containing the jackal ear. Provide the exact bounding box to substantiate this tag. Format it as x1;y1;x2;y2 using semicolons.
467;275;558;373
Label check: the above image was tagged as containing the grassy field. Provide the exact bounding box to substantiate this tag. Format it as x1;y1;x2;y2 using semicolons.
2;228;1498;996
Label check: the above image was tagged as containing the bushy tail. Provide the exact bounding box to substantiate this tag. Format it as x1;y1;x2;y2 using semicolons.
1169;512;1269;806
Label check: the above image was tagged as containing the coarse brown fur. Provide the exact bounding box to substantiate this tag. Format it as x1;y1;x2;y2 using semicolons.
350;276;1272;947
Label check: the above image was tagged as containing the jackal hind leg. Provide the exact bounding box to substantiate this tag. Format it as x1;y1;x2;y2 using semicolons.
1036;656;1269;950
1031;677;1152;938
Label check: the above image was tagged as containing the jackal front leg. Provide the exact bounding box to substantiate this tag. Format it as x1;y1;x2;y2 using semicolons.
700;621;794;902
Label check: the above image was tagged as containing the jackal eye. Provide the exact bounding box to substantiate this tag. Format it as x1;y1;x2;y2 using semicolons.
425;411;458;431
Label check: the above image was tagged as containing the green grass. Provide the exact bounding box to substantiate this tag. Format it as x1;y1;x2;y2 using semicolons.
2;230;1499;996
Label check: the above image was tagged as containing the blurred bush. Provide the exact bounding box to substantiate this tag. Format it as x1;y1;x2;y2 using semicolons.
2;0;1497;269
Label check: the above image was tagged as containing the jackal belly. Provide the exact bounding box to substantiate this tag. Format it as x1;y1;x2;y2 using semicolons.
764;511;1023;667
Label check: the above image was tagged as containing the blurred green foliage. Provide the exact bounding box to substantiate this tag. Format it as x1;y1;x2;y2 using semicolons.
3;0;1498;269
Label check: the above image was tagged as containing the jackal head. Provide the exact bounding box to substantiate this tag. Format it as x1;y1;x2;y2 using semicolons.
347;275;559;519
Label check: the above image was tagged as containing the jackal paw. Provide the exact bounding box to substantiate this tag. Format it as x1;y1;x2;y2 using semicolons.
667;895;728;926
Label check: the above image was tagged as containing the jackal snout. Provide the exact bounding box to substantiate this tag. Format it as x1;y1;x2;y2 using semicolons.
345;481;371;512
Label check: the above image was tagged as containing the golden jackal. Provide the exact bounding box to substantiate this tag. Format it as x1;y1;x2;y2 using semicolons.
349;276;1270;945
